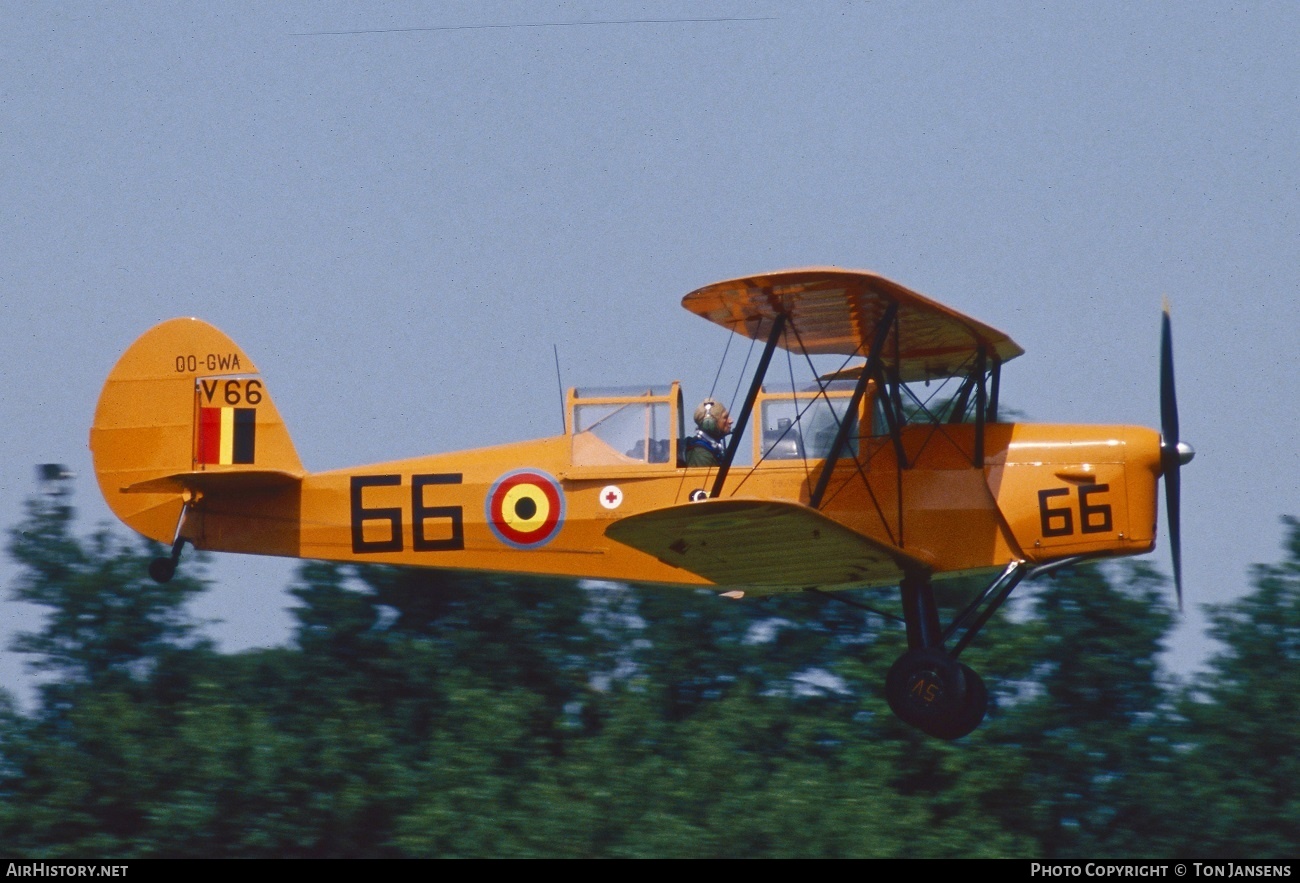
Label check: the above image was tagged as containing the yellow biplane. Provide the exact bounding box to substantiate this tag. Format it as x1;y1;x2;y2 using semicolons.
90;268;1192;738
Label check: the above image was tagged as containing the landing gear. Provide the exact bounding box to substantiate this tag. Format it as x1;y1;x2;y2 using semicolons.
883;571;996;740
148;555;177;584
886;647;962;732
884;649;987;739
148;535;187;584
149;499;194;584
939;664;988;740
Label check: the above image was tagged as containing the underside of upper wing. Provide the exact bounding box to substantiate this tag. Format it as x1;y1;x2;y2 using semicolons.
682;267;1023;382
605;498;928;593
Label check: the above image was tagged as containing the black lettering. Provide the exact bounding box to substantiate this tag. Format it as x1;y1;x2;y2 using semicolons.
206;354;218;371
245;379;263;405
223;380;241;405
1079;483;1113;534
350;475;403;553
412;473;464;551
200;379;217;403
1038;487;1074;537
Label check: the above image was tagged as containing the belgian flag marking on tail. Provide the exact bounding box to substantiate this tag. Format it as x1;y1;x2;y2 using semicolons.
194;376;264;466
196;406;257;465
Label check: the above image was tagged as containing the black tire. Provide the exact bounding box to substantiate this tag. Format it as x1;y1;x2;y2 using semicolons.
885;647;968;732
921;663;988;740
148;557;176;584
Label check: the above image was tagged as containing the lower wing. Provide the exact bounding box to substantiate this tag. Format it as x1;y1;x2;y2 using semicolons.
605;498;928;593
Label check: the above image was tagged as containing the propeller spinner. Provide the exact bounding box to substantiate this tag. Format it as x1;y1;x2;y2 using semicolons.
1160;303;1195;609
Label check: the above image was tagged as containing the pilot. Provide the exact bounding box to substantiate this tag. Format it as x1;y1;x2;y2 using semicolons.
685;399;732;467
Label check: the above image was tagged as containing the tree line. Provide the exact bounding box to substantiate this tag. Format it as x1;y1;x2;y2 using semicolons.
1;487;1296;857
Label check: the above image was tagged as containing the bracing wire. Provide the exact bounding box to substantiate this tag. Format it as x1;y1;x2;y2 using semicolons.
726;325;759;416
707;326;735;402
808;588;905;624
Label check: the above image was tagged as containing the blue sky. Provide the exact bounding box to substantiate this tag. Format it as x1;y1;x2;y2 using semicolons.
2;1;1297;702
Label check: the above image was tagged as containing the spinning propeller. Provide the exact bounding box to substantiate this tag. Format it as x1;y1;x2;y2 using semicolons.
1159;302;1195;609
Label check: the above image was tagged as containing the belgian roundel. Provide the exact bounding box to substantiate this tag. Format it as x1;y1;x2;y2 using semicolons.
486;470;565;549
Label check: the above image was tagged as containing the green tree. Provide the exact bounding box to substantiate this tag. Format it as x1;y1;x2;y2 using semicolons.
978;561;1180;857
7;491;207;688
11;478;1262;858
1172;517;1300;857
1;486;212;855
358;564;611;716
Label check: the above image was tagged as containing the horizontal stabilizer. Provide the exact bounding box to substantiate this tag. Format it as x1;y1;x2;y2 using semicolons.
605;498;927;592
122;469;303;495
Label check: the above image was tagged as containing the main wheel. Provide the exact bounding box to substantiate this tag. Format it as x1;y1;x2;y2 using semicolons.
885;647;968;734
148;556;176;584
921;664;988;740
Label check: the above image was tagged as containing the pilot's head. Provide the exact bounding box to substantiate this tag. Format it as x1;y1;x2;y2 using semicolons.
694;399;733;439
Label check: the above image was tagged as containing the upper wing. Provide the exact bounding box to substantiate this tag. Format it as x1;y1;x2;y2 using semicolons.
682;267;1023;382
605;498;929;593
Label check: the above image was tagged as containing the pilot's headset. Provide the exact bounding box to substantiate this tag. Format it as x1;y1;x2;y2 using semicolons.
695;399;729;437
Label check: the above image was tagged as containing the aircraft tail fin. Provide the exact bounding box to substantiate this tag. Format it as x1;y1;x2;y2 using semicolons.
90;318;304;544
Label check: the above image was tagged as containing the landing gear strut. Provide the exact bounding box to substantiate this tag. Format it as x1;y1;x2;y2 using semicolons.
883;572;990;739
148;500;193;584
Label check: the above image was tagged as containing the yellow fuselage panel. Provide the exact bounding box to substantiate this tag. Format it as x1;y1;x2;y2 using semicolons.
989;423;1161;561
177;420;1162;590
